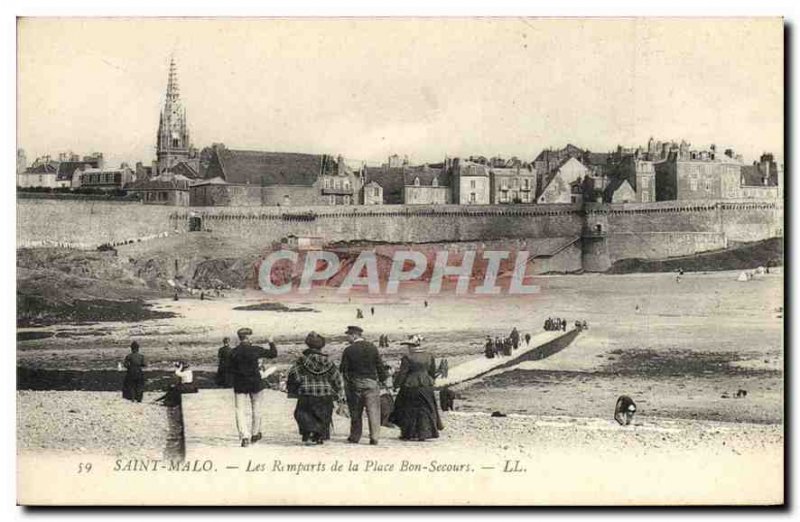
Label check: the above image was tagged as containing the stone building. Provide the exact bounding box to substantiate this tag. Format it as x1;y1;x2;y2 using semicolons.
17;156;59;188
489;164;536;204
449;158;491;205
537;157;590;204
604;178;637;203
190;145;360;207
403;165;450;205
362;181;384;205
77;164;135;190
56;153;105;188
606;152;656;203
361;167;405;204
126;172;192;205
654;147;743;201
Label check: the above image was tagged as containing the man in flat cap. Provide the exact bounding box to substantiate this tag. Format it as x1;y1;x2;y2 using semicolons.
340;325;388;445
230;327;278;447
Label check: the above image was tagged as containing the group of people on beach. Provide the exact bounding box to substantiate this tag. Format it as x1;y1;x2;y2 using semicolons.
544;317;568;331
213;325;444;447
483;327;529;359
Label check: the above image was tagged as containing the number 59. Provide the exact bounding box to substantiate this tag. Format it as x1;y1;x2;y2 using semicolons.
78;462;92;473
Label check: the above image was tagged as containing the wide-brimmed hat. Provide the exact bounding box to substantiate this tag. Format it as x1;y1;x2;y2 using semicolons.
305;331;326;350
345;325;363;335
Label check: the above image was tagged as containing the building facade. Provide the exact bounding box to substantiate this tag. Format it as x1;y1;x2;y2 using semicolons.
403;166;450;204
537;157;590;204
654;152;743;201
190;145;361;206
127;172;191;205
449;158;490;205
78;165;135;190
489;165;536;204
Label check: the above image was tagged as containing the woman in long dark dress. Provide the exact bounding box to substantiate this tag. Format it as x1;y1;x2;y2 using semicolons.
389;337;443;441
286;332;344;445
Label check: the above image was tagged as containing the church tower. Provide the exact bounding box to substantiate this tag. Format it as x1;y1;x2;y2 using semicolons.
156;56;191;174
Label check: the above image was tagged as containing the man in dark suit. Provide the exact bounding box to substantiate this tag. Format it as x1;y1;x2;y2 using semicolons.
340;325;387;445
215;337;234;388
230;327;278;447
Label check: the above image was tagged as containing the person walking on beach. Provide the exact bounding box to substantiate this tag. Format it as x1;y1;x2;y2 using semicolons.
510;327;520;350
215;337;234;388
389;336;443;442
371;306;375;316
122;341;146;403
340;325;388;445
484;336;495;359
523;333;532;348
230;327;278;447
286;332;344;445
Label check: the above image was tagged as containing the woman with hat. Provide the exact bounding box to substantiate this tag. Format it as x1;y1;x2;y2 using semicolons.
286;332;344;445
389;335;444;441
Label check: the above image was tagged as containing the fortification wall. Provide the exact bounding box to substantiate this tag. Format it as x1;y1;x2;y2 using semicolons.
17;198;782;271
173;204;585;246
607;232;727;262
17;199;177;248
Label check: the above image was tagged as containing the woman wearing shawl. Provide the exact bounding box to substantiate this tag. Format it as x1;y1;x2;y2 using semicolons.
389;335;443;441
286;332;344;445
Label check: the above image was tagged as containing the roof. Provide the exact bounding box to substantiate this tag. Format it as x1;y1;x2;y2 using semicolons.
24;162;59;175
740;165;775;187
403;166;450;187
215;149;324;186
56;159;101;181
584;152;610;167
363;167;405;203
126;172;191;191
454;161;490;177
539;156;585;194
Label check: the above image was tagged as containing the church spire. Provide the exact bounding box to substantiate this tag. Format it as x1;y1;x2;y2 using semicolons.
166;55;180;103
156;54;191;174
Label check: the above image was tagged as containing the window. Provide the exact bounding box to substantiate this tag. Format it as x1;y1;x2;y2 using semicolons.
470;180;476;189
501;179;508;190
705;182;711;191
522;178;530;190
172;138;179;148
641;177;649;188
689;178;698;191
344;181;350;190
414;177;420;186
432;176;438;187
324;178;330;189
469;192;476;204
372;187;380;197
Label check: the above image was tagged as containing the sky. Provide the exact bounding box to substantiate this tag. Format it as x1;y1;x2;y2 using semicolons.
17;17;783;168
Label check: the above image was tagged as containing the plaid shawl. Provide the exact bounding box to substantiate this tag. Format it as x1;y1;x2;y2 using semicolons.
287;350;344;397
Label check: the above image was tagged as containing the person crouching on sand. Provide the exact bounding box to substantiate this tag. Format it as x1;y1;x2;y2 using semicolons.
230;327;278;447
286;332;344;445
